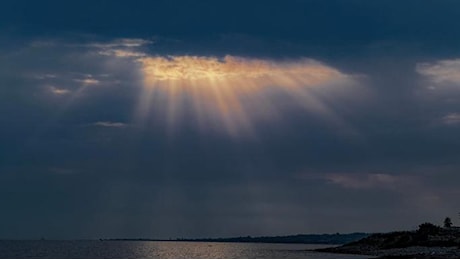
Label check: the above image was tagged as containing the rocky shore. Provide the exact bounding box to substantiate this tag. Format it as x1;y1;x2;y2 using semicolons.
318;245;460;258
315;223;460;258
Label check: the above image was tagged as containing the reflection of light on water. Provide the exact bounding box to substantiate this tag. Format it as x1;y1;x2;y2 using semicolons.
136;55;356;137
0;241;369;258
111;241;369;258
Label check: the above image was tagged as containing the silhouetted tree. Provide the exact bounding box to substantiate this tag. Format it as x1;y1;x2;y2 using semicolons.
444;217;452;228
417;222;441;236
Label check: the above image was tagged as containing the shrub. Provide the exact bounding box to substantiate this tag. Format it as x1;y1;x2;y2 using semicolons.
417;222;442;236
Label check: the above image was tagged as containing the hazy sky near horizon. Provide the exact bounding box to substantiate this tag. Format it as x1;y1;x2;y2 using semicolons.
1;0;460;239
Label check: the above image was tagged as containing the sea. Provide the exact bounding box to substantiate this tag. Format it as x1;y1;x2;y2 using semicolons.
0;240;370;258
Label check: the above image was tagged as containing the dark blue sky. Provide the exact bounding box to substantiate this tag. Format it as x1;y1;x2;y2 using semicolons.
1;0;460;239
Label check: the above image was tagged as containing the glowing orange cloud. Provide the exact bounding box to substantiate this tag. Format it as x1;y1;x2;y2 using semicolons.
139;55;347;87
135;55;355;136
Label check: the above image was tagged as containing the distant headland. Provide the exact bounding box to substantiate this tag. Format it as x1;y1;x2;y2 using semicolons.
316;222;460;258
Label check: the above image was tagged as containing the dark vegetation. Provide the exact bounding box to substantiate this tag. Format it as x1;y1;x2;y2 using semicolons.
317;222;460;257
444;217;453;228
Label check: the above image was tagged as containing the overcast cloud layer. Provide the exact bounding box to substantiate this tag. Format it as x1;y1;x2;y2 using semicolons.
1;0;460;239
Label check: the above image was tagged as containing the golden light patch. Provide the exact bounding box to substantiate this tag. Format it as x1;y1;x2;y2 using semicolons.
135;55;353;136
139;55;346;87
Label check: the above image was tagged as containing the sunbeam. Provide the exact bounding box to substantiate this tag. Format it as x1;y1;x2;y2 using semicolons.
136;55;356;136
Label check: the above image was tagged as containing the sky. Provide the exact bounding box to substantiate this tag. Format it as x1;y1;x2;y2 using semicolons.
1;0;460;239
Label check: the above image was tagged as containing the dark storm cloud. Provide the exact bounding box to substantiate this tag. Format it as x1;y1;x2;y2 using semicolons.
1;0;460;239
3;0;460;46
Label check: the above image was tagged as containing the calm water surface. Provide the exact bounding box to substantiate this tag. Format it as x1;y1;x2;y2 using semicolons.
0;240;370;258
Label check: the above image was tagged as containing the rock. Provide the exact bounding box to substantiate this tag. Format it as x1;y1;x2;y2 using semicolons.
316;226;460;258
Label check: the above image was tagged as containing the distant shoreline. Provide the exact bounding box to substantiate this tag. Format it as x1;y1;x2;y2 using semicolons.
101;233;369;245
